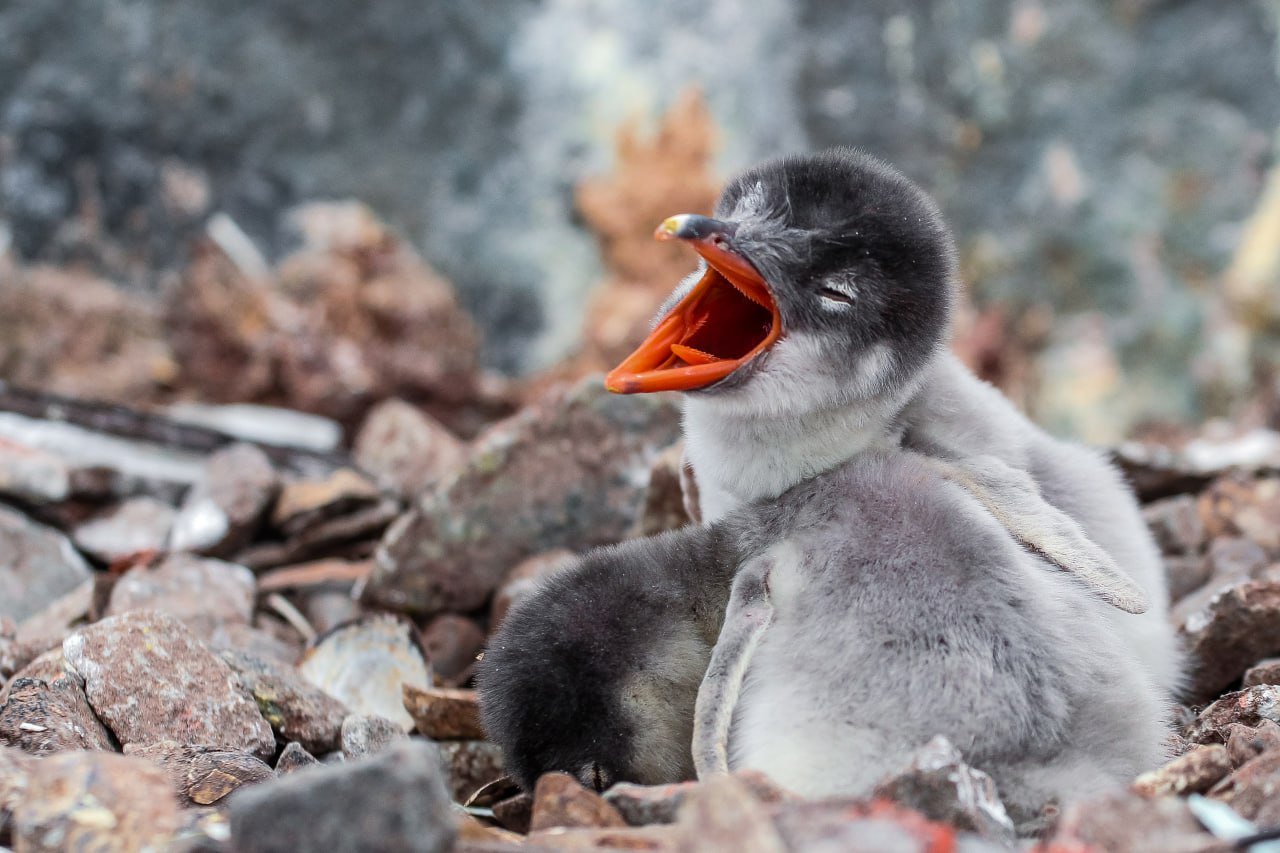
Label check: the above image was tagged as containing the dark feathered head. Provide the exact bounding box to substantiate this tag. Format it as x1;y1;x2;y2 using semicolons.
606;148;957;412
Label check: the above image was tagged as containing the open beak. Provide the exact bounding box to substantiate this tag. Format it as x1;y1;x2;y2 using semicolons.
605;215;783;394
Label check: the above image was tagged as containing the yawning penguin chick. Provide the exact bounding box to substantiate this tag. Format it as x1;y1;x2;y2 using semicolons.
605;147;1180;694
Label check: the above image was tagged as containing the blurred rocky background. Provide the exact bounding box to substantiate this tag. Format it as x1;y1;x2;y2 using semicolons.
5;1;1280;850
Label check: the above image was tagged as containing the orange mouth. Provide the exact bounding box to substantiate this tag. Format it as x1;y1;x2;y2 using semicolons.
604;217;782;394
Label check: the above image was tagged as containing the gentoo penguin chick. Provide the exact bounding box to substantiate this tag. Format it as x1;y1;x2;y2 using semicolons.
605;148;1180;692
477;450;1172;826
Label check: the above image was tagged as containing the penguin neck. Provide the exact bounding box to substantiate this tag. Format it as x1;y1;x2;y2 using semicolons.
682;363;928;522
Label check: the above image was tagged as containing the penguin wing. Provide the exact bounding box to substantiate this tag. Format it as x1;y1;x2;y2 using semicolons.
920;454;1150;614
692;551;775;778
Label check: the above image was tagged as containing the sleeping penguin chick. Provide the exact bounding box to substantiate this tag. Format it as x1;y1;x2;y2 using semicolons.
604;147;1181;695
477;524;739;792
693;450;1172;829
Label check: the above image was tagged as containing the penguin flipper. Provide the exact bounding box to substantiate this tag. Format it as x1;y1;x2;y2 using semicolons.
692;553;774;777
923;454;1150;615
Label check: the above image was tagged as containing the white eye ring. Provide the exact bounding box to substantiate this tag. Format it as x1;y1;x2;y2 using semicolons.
819;281;857;307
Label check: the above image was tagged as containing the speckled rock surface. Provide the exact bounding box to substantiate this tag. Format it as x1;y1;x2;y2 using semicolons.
168;443;278;556
1179;579;1280;702
353;399;466;500
366;378;680;614
339;714;406;759
228;740;456;853
275;741;319;774
437;739;506;804
1132;745;1233;797
105;553;256;638
124;739;274;806
1186;685;1280;745
220;649;349;755
0;672;114;755
62;611;275;756
529;772;627;831
0;505;92;623
12;751;184;853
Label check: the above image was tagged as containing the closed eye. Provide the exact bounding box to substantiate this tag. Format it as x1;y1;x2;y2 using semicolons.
819;284;856;306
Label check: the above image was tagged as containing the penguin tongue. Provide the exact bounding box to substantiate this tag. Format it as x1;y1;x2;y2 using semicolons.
605;227;782;394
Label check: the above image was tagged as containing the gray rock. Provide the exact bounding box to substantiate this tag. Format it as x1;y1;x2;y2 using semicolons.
228;740;456;853
365;379;680;614
1144;495;1206;556
106;553;256;639
220;649;349;755
169;443;278;557
339;714;406;759
62;611;275;756
0;440;70;504
165;403;342;453
0;505;91;623
72;497;176;563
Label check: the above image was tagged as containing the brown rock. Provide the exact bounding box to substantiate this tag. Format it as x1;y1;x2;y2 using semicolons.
403;684;484;739
672;774;788;853
1179;578;1280;701
125;739;274;805
1199;473;1280;548
1244;657;1280;687
0;672;114;755
491;549;577;630
238;500;398;571
530;772;628;832
340;713;407;759
871;735;1015;841
1186;685;1280;744
0;745;33;832
271;469;381;538
437;740;505;804
525;824;681;851
275;741;320;774
1208;747;1280;825
364;378;680;615
169;443;278;556
492;792;533;834
1206;536;1269;580
1144;494;1207;555
6;580;93;677
1132;744;1233;796
420;614;485;685
1049;789;1213;853
13;751;184;852
605;781;700;827
298;614;431;732
1;649;67;704
0;505;92;622
72;497;176;563
1164;555;1213;602
62;611;275;756
353;399;466;499
208;621;304;665
631;443;695;537
302;589;364;636
220;649;349;754
106;553;255;638
770;797;969;853
1225;720;1280;766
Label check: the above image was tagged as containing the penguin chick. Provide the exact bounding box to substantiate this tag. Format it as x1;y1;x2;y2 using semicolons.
604;147;1180;693
477;525;739;792
692;450;1171;829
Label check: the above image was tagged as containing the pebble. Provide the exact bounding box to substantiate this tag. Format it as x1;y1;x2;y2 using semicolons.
72;497;176;563
529;772;628;831
124;740;275;805
1178;578;1280;701
220;649;349;755
105;553;256;639
0;672;114;755
353;398;465;500
339;714;406;759
0;505;92;622
402;684;484;740
169;443;278;557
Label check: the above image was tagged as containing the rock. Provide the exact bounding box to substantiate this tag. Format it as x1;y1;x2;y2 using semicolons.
1042;790;1213;853
0;505;92;622
1179;579;1280;701
529;772;628;831
207;622;303;666
6;580;93;676
220;649;349;755
271;469;381;538
62;611;275;756
1198;475;1280;552
13;751;184;853
1132;745;1233;797
771;798;975;853
169;443;278;556
437;740;505;804
0;746;34;836
871;735;1016;842
1;650;67;704
227;740;456;853
631;442;695;537
257;559;374;595
298;614;431;732
165;403;342;453
1164;555;1213;603
106;553;256;638
1205;536;1269;581
339;714;406;759
1225;721;1280;767
605;781;699;827
364;378;680;614
671;774;788;853
402;685;484;740
124;740;275;806
1243;657;1280;687
419;614;485;685
275;742;319;774
491;792;533;834
1187;685;1280;744
490;549;577;630
1144;494;1207;556
353;399;466;500
0;672;114;755
1208;748;1280;825
237;500;399;571
72;497;176;563
0;437;72;505
301;589;363;637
